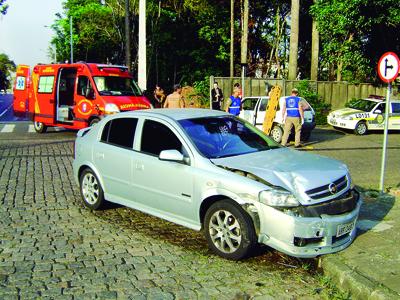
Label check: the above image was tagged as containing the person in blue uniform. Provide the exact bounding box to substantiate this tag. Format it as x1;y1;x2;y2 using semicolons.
225;88;241;116
281;88;304;148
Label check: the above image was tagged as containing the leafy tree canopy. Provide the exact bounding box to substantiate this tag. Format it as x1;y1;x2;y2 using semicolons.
0;0;8;15
0;53;16;90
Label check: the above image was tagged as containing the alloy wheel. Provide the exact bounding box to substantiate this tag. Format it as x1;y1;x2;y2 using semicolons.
208;210;242;254
81;173;100;205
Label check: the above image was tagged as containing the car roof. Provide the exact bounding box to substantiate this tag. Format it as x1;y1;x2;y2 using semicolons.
119;108;229;121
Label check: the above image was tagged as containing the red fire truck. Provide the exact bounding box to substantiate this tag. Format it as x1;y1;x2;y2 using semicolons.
13;62;151;133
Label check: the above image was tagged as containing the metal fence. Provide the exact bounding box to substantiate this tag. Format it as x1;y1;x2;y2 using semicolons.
210;76;396;109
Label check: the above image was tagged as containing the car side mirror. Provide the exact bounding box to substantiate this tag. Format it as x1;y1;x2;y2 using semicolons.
159;149;185;163
375;109;382;114
86;88;95;100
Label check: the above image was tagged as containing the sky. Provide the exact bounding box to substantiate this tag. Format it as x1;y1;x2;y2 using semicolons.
0;0;63;66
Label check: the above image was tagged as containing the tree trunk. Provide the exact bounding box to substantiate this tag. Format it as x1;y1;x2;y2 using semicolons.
337;60;343;81
230;0;234;77
125;0;131;71
288;0;299;80
240;0;249;65
310;12;319;81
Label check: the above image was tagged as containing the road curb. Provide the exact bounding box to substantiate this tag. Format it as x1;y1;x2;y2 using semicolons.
321;255;399;299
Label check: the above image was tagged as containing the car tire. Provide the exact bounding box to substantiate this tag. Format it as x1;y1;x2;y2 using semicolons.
354;121;368;135
204;200;256;260
33;121;47;133
79;168;106;210
89;118;100;127
270;125;283;143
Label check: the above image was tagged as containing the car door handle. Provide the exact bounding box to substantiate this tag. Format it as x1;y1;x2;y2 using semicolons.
95;152;104;159
135;163;144;170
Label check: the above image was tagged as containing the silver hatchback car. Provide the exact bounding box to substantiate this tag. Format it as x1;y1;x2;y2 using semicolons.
73;109;361;260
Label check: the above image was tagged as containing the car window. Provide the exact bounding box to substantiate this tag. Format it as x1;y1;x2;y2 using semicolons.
179;116;280;159
242;98;258;110
300;98;311;111
259;97;282;112
101;118;138;149
141;120;183;156
259;98;268;111
348;99;377;112
391;103;400;114
374;103;385;113
77;76;93;97
38;76;55;93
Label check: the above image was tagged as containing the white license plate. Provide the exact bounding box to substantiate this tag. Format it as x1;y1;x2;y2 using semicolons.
336;221;355;237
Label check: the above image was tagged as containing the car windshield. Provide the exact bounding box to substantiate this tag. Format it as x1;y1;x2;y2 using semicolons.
348;99;377;112
179;116;280;159
93;76;142;96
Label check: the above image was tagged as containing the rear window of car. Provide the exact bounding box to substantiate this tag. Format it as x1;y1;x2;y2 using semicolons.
38;76;55;93
101;118;138;149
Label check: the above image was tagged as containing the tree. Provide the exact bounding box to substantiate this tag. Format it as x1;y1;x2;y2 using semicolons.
0;0;8;15
288;0;299;80
0;53;16;90
310;6;319;81
311;0;400;82
230;0;234;77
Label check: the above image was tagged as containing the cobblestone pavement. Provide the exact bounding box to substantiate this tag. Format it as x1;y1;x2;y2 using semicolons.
0;140;341;299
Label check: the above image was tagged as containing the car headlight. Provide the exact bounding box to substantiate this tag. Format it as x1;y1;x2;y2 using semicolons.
259;189;300;207
105;103;120;114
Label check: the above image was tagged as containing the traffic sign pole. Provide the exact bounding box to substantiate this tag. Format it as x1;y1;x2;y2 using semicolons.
376;52;399;193
379;83;391;193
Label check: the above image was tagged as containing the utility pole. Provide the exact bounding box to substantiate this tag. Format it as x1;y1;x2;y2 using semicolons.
230;0;234;78
70;16;73;63
125;0;131;71
240;0;249;97
138;0;147;90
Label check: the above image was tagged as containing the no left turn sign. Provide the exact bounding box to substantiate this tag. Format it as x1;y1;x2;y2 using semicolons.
377;52;399;83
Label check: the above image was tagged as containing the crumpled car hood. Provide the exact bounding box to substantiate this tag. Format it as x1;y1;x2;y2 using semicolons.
211;148;348;205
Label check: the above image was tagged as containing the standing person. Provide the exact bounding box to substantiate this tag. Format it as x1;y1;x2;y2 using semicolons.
225;88;241;116
233;83;242;99
163;84;185;108
211;82;223;110
153;84;166;107
281;88;304;148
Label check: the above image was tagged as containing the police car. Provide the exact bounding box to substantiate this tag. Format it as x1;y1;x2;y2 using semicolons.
327;97;400;135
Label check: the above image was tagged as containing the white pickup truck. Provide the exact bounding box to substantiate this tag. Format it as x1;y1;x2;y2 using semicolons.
239;96;316;143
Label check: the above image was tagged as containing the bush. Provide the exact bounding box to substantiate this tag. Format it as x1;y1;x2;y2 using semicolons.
192;76;210;108
295;80;331;125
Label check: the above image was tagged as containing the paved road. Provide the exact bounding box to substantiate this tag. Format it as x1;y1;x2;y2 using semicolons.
0;94;28;122
305;127;400;189
0;125;399;299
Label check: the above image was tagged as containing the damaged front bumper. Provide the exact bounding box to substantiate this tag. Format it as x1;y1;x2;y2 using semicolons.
256;189;362;258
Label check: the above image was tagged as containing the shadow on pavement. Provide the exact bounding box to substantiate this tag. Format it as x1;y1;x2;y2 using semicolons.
303;127;346;146
92;201;319;272
355;188;396;237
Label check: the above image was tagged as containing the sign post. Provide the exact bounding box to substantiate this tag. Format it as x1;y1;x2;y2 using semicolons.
377;52;399;193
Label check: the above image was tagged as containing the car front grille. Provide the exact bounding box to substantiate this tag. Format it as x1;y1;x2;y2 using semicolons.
306;175;348;200
298;189;359;217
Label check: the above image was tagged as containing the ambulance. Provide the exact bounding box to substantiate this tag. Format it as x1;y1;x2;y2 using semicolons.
13;62;151;133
